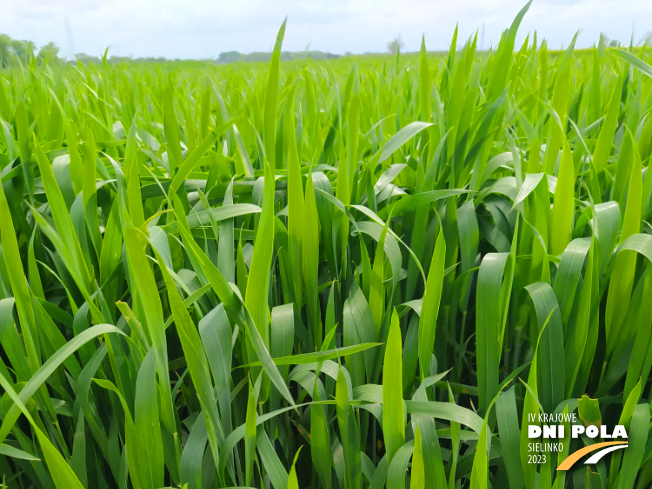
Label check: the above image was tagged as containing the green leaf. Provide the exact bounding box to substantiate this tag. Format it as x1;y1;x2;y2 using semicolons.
383;309;405;465
549;138;575;255
155;246;224;479
379;122;434;163
134;349;165;489
0;372;85;489
496;387;524;489
123;224;176;434
264;19;287;169
418;227;445;380
524;282;564;414
310;383;333;489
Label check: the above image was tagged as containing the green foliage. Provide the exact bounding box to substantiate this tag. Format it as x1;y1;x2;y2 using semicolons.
0;34;59;67
2;7;652;489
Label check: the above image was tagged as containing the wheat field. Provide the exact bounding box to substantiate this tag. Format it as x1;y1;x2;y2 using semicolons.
1;2;652;488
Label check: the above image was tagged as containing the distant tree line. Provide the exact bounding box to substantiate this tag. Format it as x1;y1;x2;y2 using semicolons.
71;53;172;65
216;51;340;63
0;34;60;67
1;34;343;67
66;50;341;65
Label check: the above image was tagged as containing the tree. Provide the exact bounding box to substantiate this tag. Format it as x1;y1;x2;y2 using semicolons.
217;51;242;63
600;32;610;47
0;34;62;66
38;42;60;63
387;35;404;54
11;39;32;62
599;33;619;48
0;34;11;67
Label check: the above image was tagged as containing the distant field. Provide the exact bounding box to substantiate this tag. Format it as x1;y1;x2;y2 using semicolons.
2;2;652;488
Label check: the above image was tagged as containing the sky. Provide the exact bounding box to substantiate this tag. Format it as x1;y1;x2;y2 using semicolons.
0;0;651;59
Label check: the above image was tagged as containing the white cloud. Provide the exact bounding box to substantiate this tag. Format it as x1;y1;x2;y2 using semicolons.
0;0;649;58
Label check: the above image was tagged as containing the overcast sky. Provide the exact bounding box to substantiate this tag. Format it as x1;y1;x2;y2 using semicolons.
0;0;651;59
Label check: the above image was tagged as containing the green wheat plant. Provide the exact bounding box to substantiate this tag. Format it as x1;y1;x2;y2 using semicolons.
1;2;652;487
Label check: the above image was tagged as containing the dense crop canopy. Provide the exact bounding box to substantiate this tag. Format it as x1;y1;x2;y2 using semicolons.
2;4;652;488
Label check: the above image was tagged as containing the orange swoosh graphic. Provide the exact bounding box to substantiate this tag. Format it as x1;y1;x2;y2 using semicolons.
556;441;628;470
